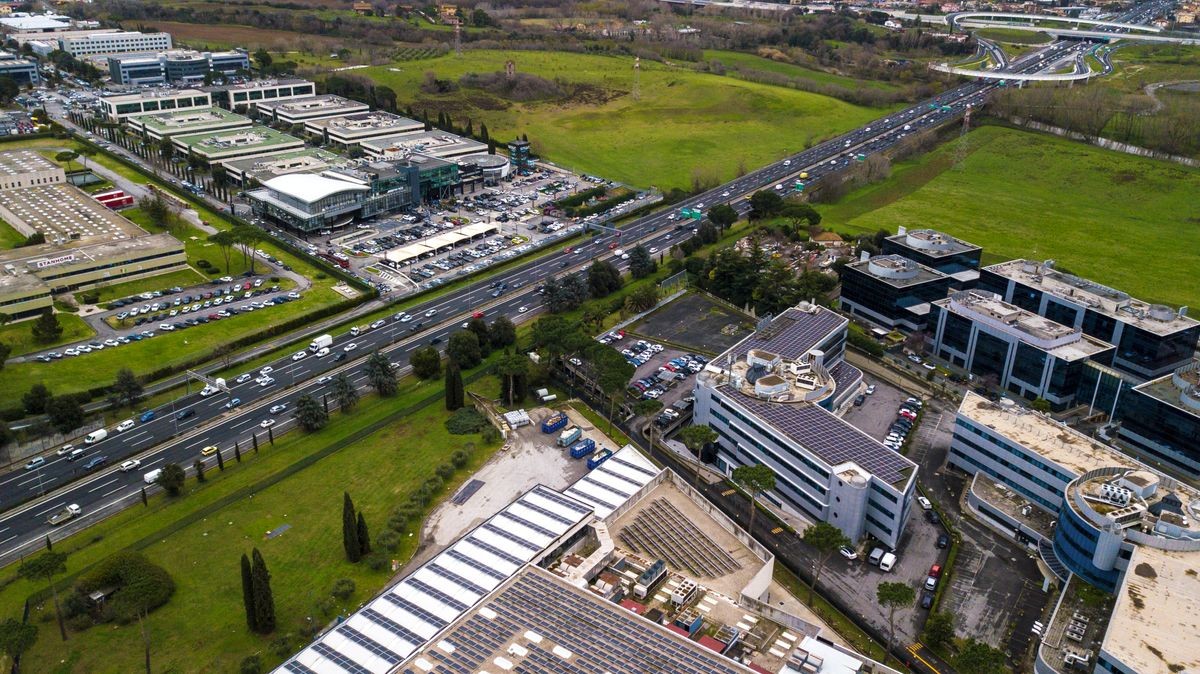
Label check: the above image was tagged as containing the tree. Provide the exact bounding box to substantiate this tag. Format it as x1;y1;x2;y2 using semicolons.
193;459;206;482
46;395;83;434
208;231;236;273
365;351;398;396
0;76;19;105
447;330;482;369
240;552;257;632
342;492;361;563
923;612;955;650
356;511;371;557
749;189;784;219
732;463;776;535
876;581;916;657
55;150;78;173
629;245;656;279
956;638;1008;674
707;203;738;231
18;551;67;641
22;383;52;415
250;549;275;633
595;350;634;436
495;350;529;406
678;424;717;458
466;317;492;356
293;393;329;431
156;463;186;497
445;360;464;411
802;522;850;602
625;284;659;313
410;346;441;379
31;309;62;344
253;48;273;70
231;224;263;274
112;368;144;408
587;259;623;298
488;316;516;349
0;618;37;671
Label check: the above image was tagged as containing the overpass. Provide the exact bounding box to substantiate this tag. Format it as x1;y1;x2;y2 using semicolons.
947;12;1199;44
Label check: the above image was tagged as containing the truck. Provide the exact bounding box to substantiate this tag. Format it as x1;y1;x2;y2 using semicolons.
541;412;568;434
84;428;108;445
587;448;614;470
309;334;332;352
47;504;81;526
569;438;597;459
557;426;582;447
143;468;163;485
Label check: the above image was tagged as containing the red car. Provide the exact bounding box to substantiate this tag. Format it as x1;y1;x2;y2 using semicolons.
472;311;485;319
608;242;619;249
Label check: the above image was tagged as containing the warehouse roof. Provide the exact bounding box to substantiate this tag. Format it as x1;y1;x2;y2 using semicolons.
262;173;369;204
562;444;662;519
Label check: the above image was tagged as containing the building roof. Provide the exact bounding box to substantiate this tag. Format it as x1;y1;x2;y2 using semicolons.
127;107;249;134
306;111;423;139
985;259;1198;337
0;148;57;176
0;14;72;31
885;227;980;258
202;77;312;93
222;147;355;183
1131;359;1200;420
101;87;208;104
561;444;662;519
735;305;847;362
256;94;368;119
361;130;487;158
848;254;949;288
262;173;369;204
1102;546;1200;674
172;126;303;158
935;290;1114;361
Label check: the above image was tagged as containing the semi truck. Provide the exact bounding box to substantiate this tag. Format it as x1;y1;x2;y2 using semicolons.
47;504;81;526
309;334;332;352
569;438;596;459
587;448;614;470
557;426;582;447
541;412;568;434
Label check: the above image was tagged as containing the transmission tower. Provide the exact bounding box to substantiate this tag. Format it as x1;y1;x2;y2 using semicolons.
953;104;973;170
632;56;641;101
453;20;462;57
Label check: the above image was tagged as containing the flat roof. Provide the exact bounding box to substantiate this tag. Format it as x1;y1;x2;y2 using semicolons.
384;222;500;265
202;78;312;92
0;149;57;176
222;147;354;182
1133;360;1200;419
256;94;368;118
101;88;208;104
1103;546;1200;674
849;254;949;288
361;130;487;158
734;304;847;362
561;444;662;519
172;126;303;156
985;259;1199;337
127;106;249;133
936;290;1114;361
885;228;980;258
262;173;369;204
0;183;145;247
0;15;72;31
306;111;423;138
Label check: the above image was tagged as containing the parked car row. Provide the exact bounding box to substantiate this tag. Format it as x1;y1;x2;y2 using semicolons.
883;397;922;452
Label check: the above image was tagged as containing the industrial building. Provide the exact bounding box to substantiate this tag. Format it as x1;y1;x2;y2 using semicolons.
203;78;316;113
978;259;1199;381
693;302;916;549
0;52;39;85
0;13;77;34
360;129;487;161
100;88;213;121
170;126;305;165
839;254;953;332
929;290;1116;408
125;106;251;142
255;94;369;126
303;111;424;147
948;393;1200;674
880;227;981;287
0;149;64;191
222;147;356;186
107;49;250;85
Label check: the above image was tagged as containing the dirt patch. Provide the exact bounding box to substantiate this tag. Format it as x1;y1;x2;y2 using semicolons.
143;20;345;51
1134;561;1158;579
1127;585;1145;610
1111;171;1138;184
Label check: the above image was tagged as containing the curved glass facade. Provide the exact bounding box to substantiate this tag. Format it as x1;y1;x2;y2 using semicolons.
1053;500;1121;593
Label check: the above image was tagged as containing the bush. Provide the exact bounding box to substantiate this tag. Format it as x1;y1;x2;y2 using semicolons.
240;655;263;674
436;463;455;480
315;596;335;618
363;552;388;572
387;511;410;532
445;408;486;435
482;425;501;444
270;636;294;658
376;529;402;552
72;551;175;626
450;449;469;467
269;276;280;283
196;259;214;270
331;578;356;600
424;475;444;494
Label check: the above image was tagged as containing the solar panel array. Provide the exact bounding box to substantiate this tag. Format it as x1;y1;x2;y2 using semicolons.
830;360;862;393
737;307;847;361
563;445;661;520
400;566;753;674
277;486;594;674
724;388;916;485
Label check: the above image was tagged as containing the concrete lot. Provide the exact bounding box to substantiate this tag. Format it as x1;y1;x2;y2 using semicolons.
631;292;755;356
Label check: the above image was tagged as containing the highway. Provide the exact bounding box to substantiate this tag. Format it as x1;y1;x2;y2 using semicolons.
0;2;1167;562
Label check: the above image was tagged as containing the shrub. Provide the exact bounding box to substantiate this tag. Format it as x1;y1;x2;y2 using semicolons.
240;655;263;674
376;529;402;552
331;578;356;600
72;551;175;626
363;552;389;572
315;597;335;618
270;276;281;283
482;425;501;444
445;408;486;435
270;635;294;658
450;449;469;467
424;475;444;494
387;512;410;532
436;463;455;480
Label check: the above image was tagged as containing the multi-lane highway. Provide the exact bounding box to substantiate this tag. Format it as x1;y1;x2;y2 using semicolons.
0;3;1167;561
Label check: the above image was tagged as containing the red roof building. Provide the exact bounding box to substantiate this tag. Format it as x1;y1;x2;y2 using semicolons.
667;624;690;637
619;599;646;615
698;635;728;654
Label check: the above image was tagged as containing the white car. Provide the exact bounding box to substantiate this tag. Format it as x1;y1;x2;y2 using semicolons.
116;419;134;432
315;347;330;358
370;320;385;329
119;459;141;472
424;309;438;318
838;545;858;560
648;247;658;254
269;404;288;415
235;373;252;384
258;376;275;387
260;366;274;376
518;306;528;313
291;350;307;361
917;496;933;511
259;419;276;429
344;342;358;352
399;314;413;323
56;444;75;456
316;376;332;385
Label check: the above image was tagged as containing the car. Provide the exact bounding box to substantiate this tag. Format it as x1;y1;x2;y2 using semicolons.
258;376;275;387
24;457;45;471
838;546;858;561
83;456;108;470
430;336;442;345
119;459;141;472
334;353;347;362
920;593;934;610
344;342;358;352
925;509;941;524
865;384;876;395
907;354;922;364
260;366;274;376
936;533;950;549
924;576;938;591
116;419;135;432
260;419;276;429
370;319;385;330
648;247;659;254
235;373;252;384
56;444;75;456
923;362;937;371
176;409;196;421
201;445;219;456
518;306;529;313
399;313;413;323
854;394;866;406
424;309;438;317
224;398;241;409
292;350;307;361
917;496;932;511
269;404;287;414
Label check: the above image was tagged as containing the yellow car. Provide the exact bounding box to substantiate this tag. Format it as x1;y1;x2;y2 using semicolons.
200;445;219;457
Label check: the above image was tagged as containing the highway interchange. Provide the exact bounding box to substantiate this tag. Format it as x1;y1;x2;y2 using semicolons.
0;3;1170;563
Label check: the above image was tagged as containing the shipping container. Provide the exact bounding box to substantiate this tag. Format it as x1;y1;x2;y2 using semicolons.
541;411;568;433
569;438;596;459
557;426;582;447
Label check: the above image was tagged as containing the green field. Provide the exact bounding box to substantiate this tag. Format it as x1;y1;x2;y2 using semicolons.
0;218;24;248
4;375;500;673
358;49;897;189
0;313;95;358
975;27;1052;45
72;267;208;305
1106;44;1200;94
818;125;1200;311
700;50;901;91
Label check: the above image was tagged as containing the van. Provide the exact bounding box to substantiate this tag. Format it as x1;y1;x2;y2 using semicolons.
84;428;108;444
879;552;897;572
68;448;86;462
868;548;886;566
143;468;163;485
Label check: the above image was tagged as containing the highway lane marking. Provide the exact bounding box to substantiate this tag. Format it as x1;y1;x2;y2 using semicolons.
0;534;16;546
87;478;119;494
101;486;127;498
34;501;66;518
15;474;47;488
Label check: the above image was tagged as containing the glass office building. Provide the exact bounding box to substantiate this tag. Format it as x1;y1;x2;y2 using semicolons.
840;254;953;332
880;227;981;288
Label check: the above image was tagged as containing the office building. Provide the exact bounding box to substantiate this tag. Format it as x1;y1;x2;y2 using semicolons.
455;153;510;185
839;253;953;332
508;138;533;173
222;147;356;186
125;107;251;142
0;52;38;85
948;393;1200;674
880;226;981;287
100;88;212;121
304;111;424;147
979;260;1199;381
255;94;368;126
361;129;486;161
203;78;316;113
107;49;250;85
694;302;916;549
1112;360;1200;478
929;290;1115;407
170;126;305;165
59;30;172;57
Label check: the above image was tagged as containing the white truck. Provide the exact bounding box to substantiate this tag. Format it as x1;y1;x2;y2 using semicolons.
84;428;108;445
47;504;81;526
309;334;333;352
143;468;163;485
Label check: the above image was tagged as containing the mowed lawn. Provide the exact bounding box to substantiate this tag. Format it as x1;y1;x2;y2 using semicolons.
360;50;896;189
821;125;1200;310
8;391;498;674
0;312;95;358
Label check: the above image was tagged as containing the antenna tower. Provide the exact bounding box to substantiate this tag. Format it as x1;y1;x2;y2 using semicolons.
953;103;973;170
632;56;641;101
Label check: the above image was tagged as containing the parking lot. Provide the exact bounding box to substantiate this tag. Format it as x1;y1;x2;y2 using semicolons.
630;292;755;356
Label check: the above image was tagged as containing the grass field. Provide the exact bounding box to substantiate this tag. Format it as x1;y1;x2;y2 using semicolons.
73;267;208;305
0;313;95;358
1104;44;1200;94
357;50;897;190
700;50;901;91
0;218;24;248
818;124;1200;311
4;375;499;673
975;27;1052;44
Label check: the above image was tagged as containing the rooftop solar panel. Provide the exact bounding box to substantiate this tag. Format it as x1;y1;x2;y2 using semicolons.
403;577;470;612
379;592;448;630
336;624;403;665
311;642;373;674
283;662;318;674
737;306;846;361
361;607;425;650
606;455;658;479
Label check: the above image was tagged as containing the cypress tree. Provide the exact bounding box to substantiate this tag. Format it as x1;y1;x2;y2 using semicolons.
480;123;489;143
216;446;225;471
445;361;464;411
357;512;371;557
234;443;242;463
342;492;361;562
251;548;275;633
240;553;257;632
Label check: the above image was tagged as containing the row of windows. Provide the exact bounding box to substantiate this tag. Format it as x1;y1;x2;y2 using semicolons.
864;513;892;538
947;447;1060;512
714;425;826;517
39;250;185;282
711;416;828;498
713;396;832;480
1053;509;1121;593
870;482;898;504
867;498;894;520
0;291;50;309
954;419;1074;483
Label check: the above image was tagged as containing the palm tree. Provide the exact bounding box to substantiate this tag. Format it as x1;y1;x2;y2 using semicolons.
365;351;398;396
333;373;358;412
292;394;328;431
